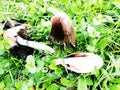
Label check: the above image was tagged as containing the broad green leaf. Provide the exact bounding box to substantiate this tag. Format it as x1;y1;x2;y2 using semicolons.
15;83;21;89
0;68;4;74
113;78;120;83
49;60;57;70
108;84;120;90
28;86;35;90
36;60;44;72
42;78;52;89
86;76;93;85
87;25;100;38
4;87;15;90
96;38;110;50
46;83;59;90
77;77;88;90
28;79;34;86
25;55;36;74
60;86;66;90
0;81;5;90
4;75;12;87
3;39;10;50
21;85;28;90
0;49;4;55
0;42;5;55
86;45;95;52
55;68;63;76
60;78;75;87
4;62;10;68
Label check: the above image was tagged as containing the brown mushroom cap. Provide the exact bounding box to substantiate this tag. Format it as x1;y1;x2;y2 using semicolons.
49;12;76;47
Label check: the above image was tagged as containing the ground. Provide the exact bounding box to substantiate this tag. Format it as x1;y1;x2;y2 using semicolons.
0;0;120;90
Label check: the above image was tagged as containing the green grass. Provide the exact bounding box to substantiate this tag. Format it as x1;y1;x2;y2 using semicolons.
0;0;120;90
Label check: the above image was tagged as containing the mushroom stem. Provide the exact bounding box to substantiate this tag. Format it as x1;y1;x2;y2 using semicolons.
16;36;55;54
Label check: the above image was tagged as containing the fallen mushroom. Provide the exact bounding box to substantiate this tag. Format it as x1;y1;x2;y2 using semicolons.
55;52;103;73
1;18;33;59
3;25;28;47
1;18;54;59
16;36;55;54
3;25;54;54
2;18;27;30
49;12;76;47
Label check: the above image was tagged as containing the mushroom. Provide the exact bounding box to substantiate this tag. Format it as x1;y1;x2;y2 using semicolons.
55;52;103;73
16;36;55;54
1;18;55;59
3;25;55;54
49;12;76;47
3;25;28;48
